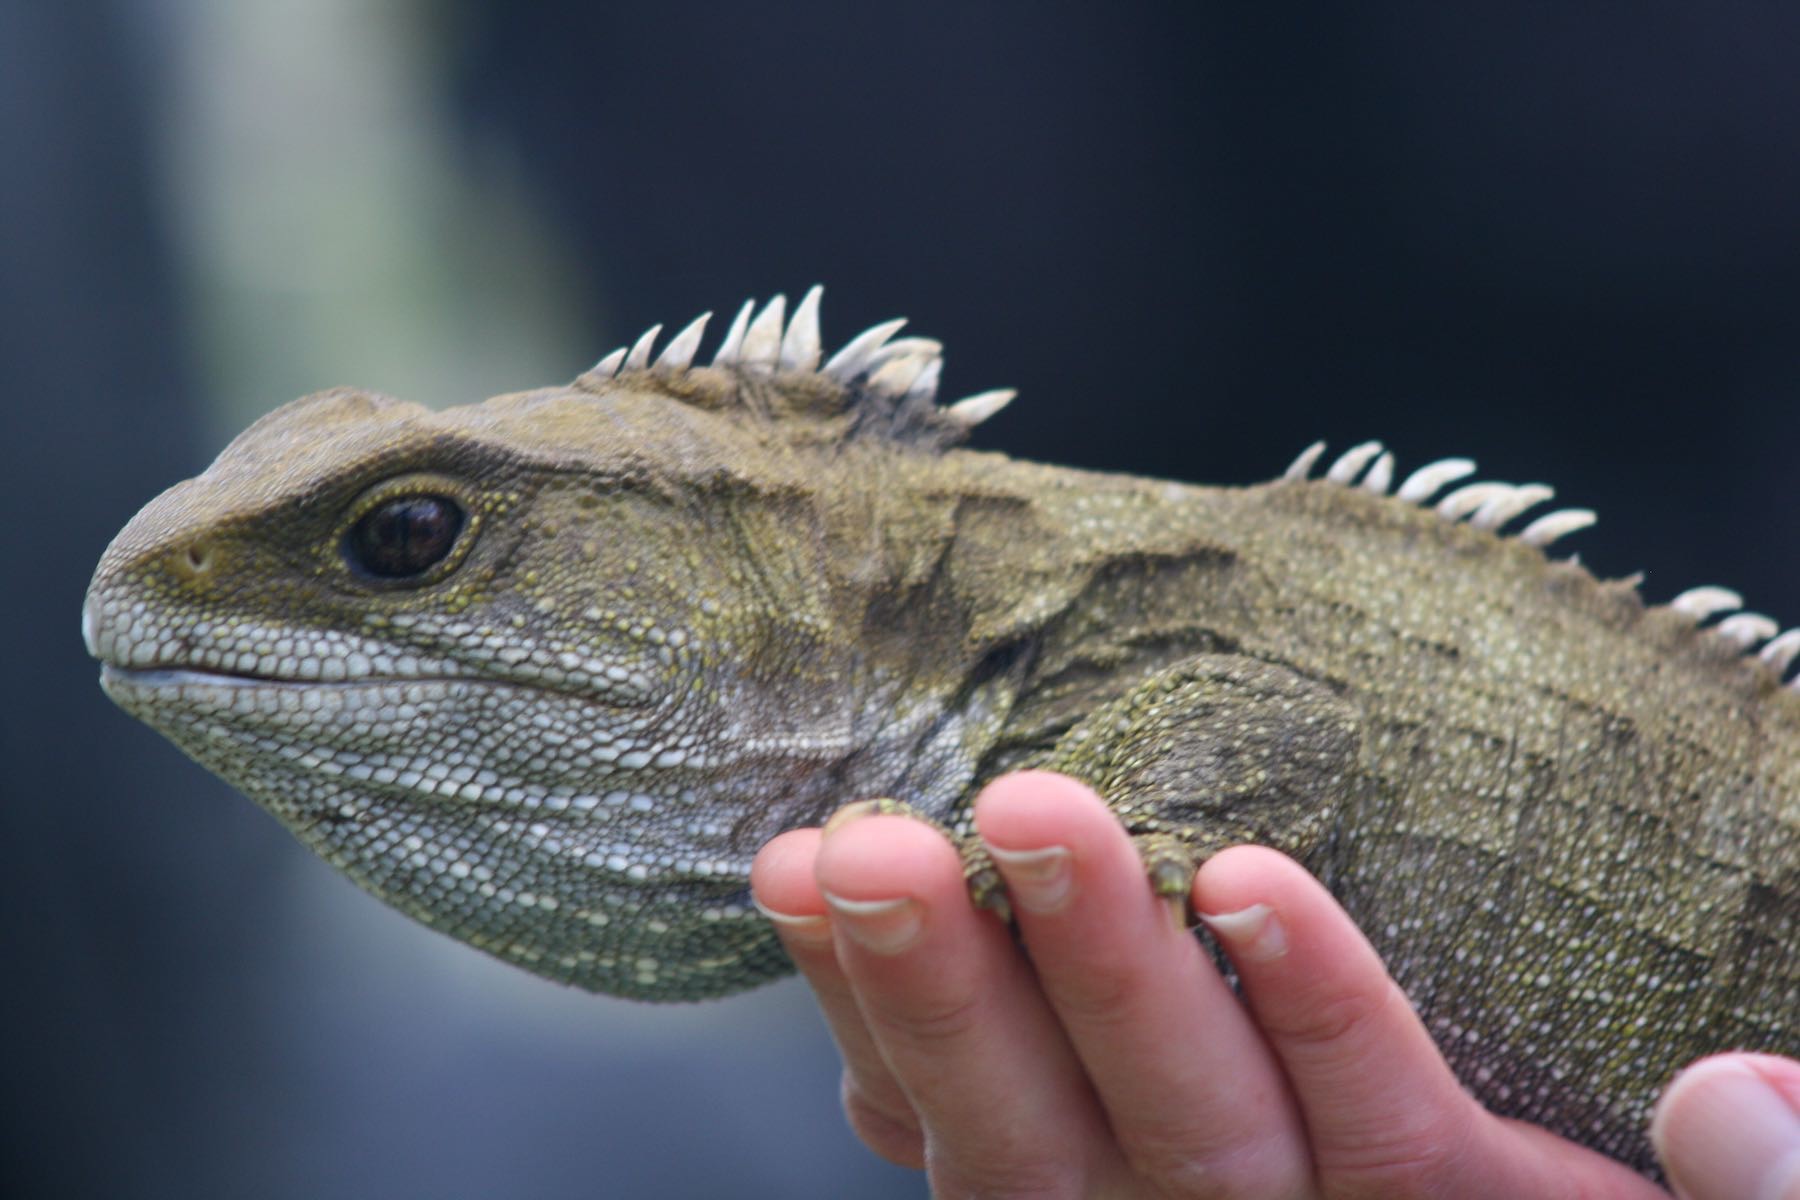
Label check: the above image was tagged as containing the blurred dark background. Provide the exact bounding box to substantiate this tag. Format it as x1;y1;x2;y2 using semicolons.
5;3;1798;1197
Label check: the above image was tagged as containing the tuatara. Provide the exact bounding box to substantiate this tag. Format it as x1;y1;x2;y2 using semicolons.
83;288;1798;1174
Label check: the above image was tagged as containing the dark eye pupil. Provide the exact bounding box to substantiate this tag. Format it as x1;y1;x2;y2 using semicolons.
346;495;464;579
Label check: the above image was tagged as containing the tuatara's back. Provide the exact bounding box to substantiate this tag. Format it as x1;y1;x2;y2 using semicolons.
84;289;1797;1175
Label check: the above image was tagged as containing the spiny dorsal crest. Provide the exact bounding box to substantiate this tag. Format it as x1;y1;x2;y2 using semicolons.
573;285;1015;451
1287;439;1800;692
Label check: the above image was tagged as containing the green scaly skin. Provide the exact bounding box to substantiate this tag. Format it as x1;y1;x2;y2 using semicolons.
84;291;1798;1175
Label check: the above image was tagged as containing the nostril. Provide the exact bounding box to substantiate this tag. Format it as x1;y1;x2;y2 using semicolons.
171;541;216;579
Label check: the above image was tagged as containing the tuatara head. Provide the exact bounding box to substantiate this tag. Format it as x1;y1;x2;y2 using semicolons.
83;289;1014;998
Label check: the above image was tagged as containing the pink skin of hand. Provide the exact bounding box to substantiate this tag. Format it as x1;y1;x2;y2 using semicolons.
751;770;1796;1200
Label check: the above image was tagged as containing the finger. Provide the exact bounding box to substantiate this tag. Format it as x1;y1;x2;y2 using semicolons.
750;828;923;1167
815;809;1124;1197
1195;844;1475;1189
1197;846;1665;1199
974;772;1312;1196
1651;1053;1800;1200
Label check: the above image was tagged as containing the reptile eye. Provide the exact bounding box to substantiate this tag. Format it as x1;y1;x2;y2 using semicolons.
344;495;465;580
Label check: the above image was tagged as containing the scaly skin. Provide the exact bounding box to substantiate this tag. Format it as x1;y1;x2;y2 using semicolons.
84;292;1798;1175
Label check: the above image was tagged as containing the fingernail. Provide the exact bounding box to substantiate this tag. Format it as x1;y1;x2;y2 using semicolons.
1652;1058;1800;1200
822;891;923;955
751;895;834;950
982;841;1073;914
1200;903;1287;961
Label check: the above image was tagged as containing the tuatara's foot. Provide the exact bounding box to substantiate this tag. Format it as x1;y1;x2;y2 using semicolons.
960;840;1013;925
825;799;1016;924
959;827;1199;931
1133;831;1199;926
824;802;1196;929
822;796;936;834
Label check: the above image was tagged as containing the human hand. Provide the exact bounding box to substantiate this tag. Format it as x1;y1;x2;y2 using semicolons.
751;769;1718;1198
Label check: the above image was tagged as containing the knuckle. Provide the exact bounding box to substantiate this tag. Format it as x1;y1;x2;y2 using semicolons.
1317;1105;1478;1200
1322;1155;1453;1200
840;1072;923;1169
1046;970;1142;1027
1261;979;1395;1058
1119;1125;1307;1200
877;988;989;1048
1040;951;1162;1026
928;1155;1087;1200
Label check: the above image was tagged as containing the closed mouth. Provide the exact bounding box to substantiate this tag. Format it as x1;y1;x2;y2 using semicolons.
98;663;469;691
